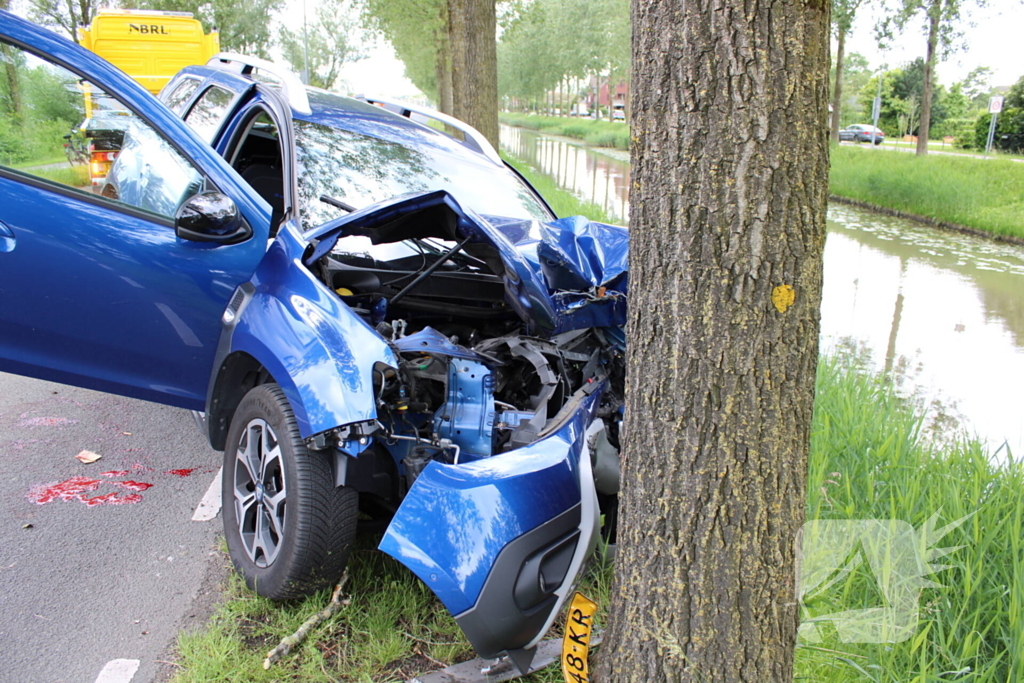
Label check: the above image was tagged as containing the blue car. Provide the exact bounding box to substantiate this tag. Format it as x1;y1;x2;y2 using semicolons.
0;13;626;668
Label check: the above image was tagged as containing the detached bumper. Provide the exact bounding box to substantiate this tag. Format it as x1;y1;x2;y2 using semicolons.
379;389;602;667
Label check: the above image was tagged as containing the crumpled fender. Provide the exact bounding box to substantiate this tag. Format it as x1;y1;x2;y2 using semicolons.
222;224;396;437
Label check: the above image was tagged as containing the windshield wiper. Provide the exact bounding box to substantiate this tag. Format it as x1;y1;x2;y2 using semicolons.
320;195;357;213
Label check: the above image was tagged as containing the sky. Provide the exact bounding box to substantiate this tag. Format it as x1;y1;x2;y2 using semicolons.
278;0;1023;100
845;0;1024;87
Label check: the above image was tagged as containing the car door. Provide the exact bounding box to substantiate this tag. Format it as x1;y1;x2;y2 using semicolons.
0;13;271;409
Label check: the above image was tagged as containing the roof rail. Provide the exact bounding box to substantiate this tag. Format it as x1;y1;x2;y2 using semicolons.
206;52;311;115
356;95;502;166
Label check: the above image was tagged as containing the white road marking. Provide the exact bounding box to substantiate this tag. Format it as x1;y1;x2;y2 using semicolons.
191;467;222;522
94;659;140;683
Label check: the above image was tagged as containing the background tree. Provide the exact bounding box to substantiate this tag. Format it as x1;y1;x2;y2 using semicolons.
497;0;629;113
25;0;101;42
279;0;367;90
448;0;499;148
961;65;993;108
362;0;452;112
831;52;872;125
130;0;284;57
596;0;830;680
878;0;978;155
1006;74;1024;109
830;0;865;142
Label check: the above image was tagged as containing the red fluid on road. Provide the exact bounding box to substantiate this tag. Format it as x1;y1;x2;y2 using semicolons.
27;476;149;506
80;492;144;506
113;480;153;492
165;468;197;477
27;476;101;504
99;470;131;478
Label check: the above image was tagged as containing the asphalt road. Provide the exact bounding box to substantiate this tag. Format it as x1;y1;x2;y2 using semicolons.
0;372;226;683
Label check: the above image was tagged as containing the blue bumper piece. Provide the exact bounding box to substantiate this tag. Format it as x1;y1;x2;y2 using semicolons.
379;389;602;627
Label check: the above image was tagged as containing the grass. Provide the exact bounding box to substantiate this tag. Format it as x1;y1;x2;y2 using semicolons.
502;150;615;223
11;154;69;169
795;352;1024;682
829;145;1024;240
30;164;90;188
501;113;631;151
170;538;613;683
501;114;1024;240
169;355;1024;682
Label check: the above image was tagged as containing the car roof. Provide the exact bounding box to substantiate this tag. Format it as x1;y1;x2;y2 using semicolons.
174;63;502;170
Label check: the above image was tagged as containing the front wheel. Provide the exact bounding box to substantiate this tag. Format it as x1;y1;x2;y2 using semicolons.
222;383;357;600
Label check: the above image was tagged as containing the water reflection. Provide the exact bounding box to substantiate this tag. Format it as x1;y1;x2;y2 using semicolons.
502;126;1024;456
500;125;631;221
822;204;1024;456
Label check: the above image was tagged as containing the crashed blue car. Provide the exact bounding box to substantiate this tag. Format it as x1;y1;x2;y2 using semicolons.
0;13;626;667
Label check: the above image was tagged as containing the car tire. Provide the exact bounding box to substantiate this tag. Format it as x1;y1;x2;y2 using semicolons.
222;383;357;600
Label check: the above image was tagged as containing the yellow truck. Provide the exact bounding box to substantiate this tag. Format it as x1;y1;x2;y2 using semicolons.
74;9;219;185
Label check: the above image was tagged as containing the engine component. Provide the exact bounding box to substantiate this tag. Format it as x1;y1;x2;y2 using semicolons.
434;359;496;461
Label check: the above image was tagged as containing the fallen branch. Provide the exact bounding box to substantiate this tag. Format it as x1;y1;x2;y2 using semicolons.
263;571;350;670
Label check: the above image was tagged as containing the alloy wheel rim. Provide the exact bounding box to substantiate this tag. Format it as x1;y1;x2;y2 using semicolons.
233;418;287;567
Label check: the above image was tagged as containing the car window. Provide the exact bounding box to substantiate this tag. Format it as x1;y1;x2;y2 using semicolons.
161;77;201;115
184;85;235;143
293;119;552;228
0;39;203;221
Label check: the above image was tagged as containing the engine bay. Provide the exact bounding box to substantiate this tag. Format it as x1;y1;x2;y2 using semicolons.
310;227;624;523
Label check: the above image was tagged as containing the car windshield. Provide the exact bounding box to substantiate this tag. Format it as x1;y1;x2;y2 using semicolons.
292;119;552;229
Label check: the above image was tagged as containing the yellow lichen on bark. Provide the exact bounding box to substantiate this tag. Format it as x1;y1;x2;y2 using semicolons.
771;284;795;313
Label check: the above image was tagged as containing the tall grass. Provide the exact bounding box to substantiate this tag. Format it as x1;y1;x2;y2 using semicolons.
829;145;1024;240
169;357;1023;682
797;355;1024;682
501;113;631;151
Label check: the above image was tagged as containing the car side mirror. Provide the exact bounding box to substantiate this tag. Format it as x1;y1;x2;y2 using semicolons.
175;191;252;245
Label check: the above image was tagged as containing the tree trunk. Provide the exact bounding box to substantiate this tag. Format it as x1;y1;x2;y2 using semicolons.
447;0;498;149
830;27;846;143
0;0;21;116
917;0;940;156
435;28;454;115
595;0;830;678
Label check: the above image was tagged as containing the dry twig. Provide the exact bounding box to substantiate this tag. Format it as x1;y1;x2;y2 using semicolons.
263;571;350;670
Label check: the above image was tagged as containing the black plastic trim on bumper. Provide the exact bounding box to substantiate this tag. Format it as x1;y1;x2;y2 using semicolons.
454;503;582;661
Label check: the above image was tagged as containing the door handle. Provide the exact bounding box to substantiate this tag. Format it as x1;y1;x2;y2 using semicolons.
0;220;14;252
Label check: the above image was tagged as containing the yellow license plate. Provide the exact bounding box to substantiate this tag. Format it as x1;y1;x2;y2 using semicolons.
561;592;597;683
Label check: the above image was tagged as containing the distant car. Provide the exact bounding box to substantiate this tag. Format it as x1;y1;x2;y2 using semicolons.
612;108;625;121
840;124;885;144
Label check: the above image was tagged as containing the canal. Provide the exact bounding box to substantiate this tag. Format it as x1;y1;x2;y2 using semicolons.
501;124;1024;456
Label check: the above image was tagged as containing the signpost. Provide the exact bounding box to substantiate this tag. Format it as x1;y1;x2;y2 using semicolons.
985;96;1004;157
870;73;883;145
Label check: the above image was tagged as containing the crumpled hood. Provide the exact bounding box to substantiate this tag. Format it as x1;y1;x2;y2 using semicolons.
302;190;628;334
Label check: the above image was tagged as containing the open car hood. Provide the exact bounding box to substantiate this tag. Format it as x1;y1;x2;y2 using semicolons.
302;190;628;335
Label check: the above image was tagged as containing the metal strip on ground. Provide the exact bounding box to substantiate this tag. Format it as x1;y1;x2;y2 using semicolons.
409;633;602;683
94;659;140;683
191;467;222;521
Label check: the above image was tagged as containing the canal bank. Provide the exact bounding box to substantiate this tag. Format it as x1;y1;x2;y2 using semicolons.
501;124;1024;457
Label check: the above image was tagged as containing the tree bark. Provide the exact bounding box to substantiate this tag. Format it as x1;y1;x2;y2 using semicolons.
917;0;940;156
435;28;454;116
0;0;21;117
447;0;498;149
595;0;830;679
830;27;846;143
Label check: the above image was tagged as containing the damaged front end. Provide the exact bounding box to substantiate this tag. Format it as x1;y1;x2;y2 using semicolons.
301;190;626;667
